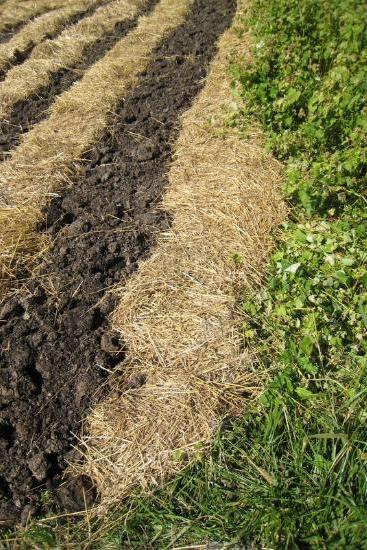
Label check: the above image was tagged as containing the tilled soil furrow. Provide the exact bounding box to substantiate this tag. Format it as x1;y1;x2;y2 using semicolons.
0;19;29;45
0;0;236;527
0;0;113;81
0;1;69;37
0;0;193;287
0;0;154;128
0;0;159;159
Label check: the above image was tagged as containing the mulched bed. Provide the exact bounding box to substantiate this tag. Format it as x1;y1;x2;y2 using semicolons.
0;0;115;81
0;0;160;157
0;0;236;527
0;4;78;46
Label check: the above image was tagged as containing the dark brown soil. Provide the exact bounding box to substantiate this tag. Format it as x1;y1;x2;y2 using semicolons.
0;0;114;82
0;0;159;158
0;21;29;45
0;0;236;528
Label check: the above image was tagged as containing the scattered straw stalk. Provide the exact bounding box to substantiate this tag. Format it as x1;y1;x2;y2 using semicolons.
0;0;193;288
75;3;286;511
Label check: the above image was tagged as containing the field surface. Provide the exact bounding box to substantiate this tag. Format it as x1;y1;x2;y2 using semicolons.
0;0;247;531
1;0;365;547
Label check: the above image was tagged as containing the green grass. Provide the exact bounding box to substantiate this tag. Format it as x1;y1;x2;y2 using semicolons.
2;0;366;547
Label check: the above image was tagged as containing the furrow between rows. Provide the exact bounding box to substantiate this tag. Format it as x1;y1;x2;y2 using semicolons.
0;0;153;120
0;0;187;292
0;0;159;159
0;0;72;36
0;0;113;78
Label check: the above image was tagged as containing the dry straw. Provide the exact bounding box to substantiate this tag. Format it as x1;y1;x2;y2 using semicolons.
0;0;193;290
0;0;72;34
75;1;286;511
0;0;146;119
0;0;111;72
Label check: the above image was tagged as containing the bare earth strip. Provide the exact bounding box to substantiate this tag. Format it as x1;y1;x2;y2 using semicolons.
0;0;149;118
0;0;111;73
0;0;193;288
0;0;72;34
75;1;286;510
